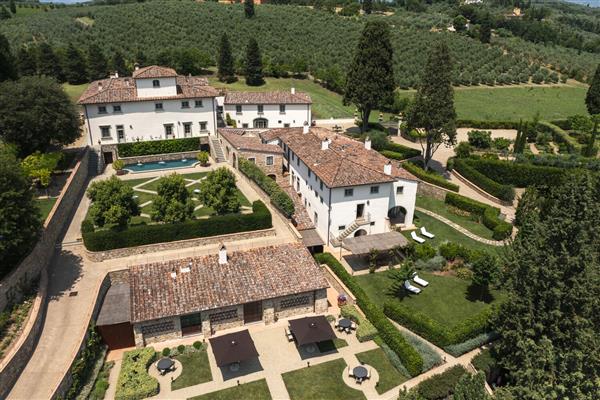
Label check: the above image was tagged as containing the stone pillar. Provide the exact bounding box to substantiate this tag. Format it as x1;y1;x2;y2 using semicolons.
133;324;145;348
314;289;328;313
201;313;212;337
262;299;275;325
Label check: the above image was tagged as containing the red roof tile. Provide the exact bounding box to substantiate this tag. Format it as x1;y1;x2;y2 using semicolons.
224;91;312;105
132;65;178;79
218;128;283;154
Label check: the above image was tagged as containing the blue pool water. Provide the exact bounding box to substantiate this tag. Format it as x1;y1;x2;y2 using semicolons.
124;159;199;173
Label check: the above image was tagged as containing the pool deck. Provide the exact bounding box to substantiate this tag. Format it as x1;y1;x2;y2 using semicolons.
123;160;200;173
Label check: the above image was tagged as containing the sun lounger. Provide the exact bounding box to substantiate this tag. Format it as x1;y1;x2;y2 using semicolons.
411;231;426;244
412;272;429;287
404;280;422;294
420;226;435;239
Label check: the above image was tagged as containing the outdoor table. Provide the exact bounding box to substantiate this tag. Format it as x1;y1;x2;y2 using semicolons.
338;318;352;329
157;358;174;372
353;366;368;379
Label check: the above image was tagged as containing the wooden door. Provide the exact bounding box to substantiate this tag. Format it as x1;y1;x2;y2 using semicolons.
243;301;263;323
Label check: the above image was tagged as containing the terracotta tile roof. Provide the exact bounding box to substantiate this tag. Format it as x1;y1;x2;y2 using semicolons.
132;65;178;79
129;243;329;323
278;180;315;231
224;91;312;105
78;75;219;105
263;127;419;187
218;128;283;154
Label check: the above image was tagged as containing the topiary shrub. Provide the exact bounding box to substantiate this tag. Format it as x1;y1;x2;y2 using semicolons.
192;341;202;350
177;344;185;354
162;347;170;357
115;348;159;400
467;130;492;149
413;243;436;260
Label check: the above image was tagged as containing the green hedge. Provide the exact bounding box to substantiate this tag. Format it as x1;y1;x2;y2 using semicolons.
462;157;567;188
383;302;494;348
117;138;201;157
340;304;377;342
445;192;512;240
380;142;421;160
537;121;581;154
415;365;467;400
115;348;158;400
238;158;295;218
444;332;498;357
402;162;459;192
453;159;515;202
83;201;271;251
456;119;519;129
315;253;423;376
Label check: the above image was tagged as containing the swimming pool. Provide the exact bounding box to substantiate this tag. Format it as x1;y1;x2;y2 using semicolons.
124;158;199;173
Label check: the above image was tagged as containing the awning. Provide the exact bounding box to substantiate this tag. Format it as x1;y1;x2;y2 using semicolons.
209;330;259;367
97;283;131;326
300;229;325;247
289;316;336;346
342;231;409;254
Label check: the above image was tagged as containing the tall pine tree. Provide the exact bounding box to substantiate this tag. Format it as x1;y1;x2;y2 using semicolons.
110;50;128;77
493;172;600;399
244;38;264;86
244;0;255;18
9;0;16;14
362;0;373;15
37;42;63;81
218;33;236;83
0;6;11;20
0;33;17;81
344;20;395;133
585;64;600;116
17;45;37;77
135;49;147;68
406;40;456;170
87;44;108;81
65;44;88;84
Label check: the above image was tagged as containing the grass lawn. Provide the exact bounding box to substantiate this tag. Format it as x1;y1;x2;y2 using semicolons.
416;195;494;240
398;84;588;122
188;379;271;400
355;271;504;328
282;358;366;400
171;347;212;391
316;338;348;353
36;197;58;222
355;348;409;394
62;83;90;104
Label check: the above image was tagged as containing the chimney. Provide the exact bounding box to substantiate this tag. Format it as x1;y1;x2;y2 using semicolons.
365;137;371;150
321;138;329;151
115;72;119;78
134;63;140;71
180;261;192;273
291;87;296;95
170;268;177;279
98;82;103;91
218;244;227;265
384;161;392;176
303;124;309;134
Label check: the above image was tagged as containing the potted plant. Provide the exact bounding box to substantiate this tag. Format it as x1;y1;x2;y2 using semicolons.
113;159;126;175
196;151;210;167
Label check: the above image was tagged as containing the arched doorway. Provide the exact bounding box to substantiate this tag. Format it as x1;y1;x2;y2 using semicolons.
354;229;367;237
267;174;276;180
253;118;268;129
232;153;237;168
388;206;407;224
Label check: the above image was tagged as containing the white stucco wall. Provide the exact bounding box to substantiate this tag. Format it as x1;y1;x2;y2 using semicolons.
135;77;177;98
224;104;311;129
391;180;418;228
84;98;216;146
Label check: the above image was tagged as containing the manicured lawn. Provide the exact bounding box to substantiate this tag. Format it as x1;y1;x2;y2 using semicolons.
171;347;213;391
36;197;57;222
282;358;366;400
355;348;409;394
355;271;505;328
416;195;494;240
62;83;90;104
398;84;588;122
316;338;348;353
188;379;271;400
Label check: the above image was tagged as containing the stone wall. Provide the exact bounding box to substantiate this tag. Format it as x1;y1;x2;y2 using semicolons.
134;317;181;347
273;292;315;321
416;180;455;201
314;288;328;313
85;228;276;262
203;305;244;336
238;149;283;177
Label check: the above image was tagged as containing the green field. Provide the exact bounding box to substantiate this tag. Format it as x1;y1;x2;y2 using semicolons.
62;83;90;104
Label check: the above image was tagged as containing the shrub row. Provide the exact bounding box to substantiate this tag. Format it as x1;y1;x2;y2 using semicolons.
115;348;158;400
462;157;567;188
340;305;378;342
445;192;512;240
456;119;519;129
383;301;494;348
315;253;423;376
64;324;103;400
452;158;515;202
381;142;421;160
238;158;294;217
415;365;468;400
400;330;443;372
537;121;581;153
438;241;482;263
117;137;201;157
83;201;271;251
444;332;499;357
402;162;459;192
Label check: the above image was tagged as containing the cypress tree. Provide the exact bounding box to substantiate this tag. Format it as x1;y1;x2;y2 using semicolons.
135;49;147;68
0;6;11;20
87;44;108;80
17;45;37;76
585;64;600;116
344;20;395;133
110;50;128;77
479;14;492;44
9;0;16;14
37;42;63;81
0;33;17;81
406;40;456;170
217;33;236;83
362;0;372;15
244;0;255;18
244;38;264;86
65;44;88;84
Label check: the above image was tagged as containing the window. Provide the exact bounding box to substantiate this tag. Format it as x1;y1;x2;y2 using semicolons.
338;225;346;231
155;103;163;111
257;105;264;114
280;295;310;309
291;153;295;161
344;188;354;197
164;124;174;138
116;125;125;141
194;100;203;108
396;186;404;195
242;123;249;128
370;186;379;194
314;189;318;197
279;104;286;114
152;79;160;87
370;221;375;226
236;105;242;114
314;212;318;225
253;118;268;129
284;123;290;128
266;156;274;166
98;106;107;114
183;122;192;138
199;121;207;131
248;157;256;163
112;105;122;113
320;181;323;190
100;126;111;139
181;101;190;109
308;170;312;178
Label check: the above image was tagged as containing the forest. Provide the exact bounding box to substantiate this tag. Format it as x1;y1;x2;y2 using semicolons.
0;0;598;90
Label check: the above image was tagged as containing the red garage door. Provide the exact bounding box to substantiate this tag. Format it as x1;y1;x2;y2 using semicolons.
97;322;135;350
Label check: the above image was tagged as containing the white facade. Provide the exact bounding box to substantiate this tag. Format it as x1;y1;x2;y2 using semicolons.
224;103;311;129
135;77;177;98
84;98;217;147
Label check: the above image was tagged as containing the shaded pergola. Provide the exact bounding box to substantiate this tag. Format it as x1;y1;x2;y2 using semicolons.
342;231;409;254
209;330;259;367
289;316;336;346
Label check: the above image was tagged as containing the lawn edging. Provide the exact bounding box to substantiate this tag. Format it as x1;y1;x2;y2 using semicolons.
451;161;514;204
445;193;512;240
314;253;423;376
402;162;460;192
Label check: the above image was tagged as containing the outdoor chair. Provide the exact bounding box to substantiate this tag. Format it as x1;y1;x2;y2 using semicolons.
345;327;351;334
367;369;371;379
334;321;339;328
348;367;353;378
412;272;429;287
420;226;435;239
404;280;422;294
411;231;426;244
350;322;357;330
338;326;345;332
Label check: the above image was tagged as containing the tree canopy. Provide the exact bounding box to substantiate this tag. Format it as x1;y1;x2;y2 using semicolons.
244;37;264;86
21;151;63;188
151;174;194;223
0;33;17;81
198;167;241;215
244;0;255;18
585;64;600;115
65;43;88;84
218;33;236;83
87;176;140;228
87;43;108;81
